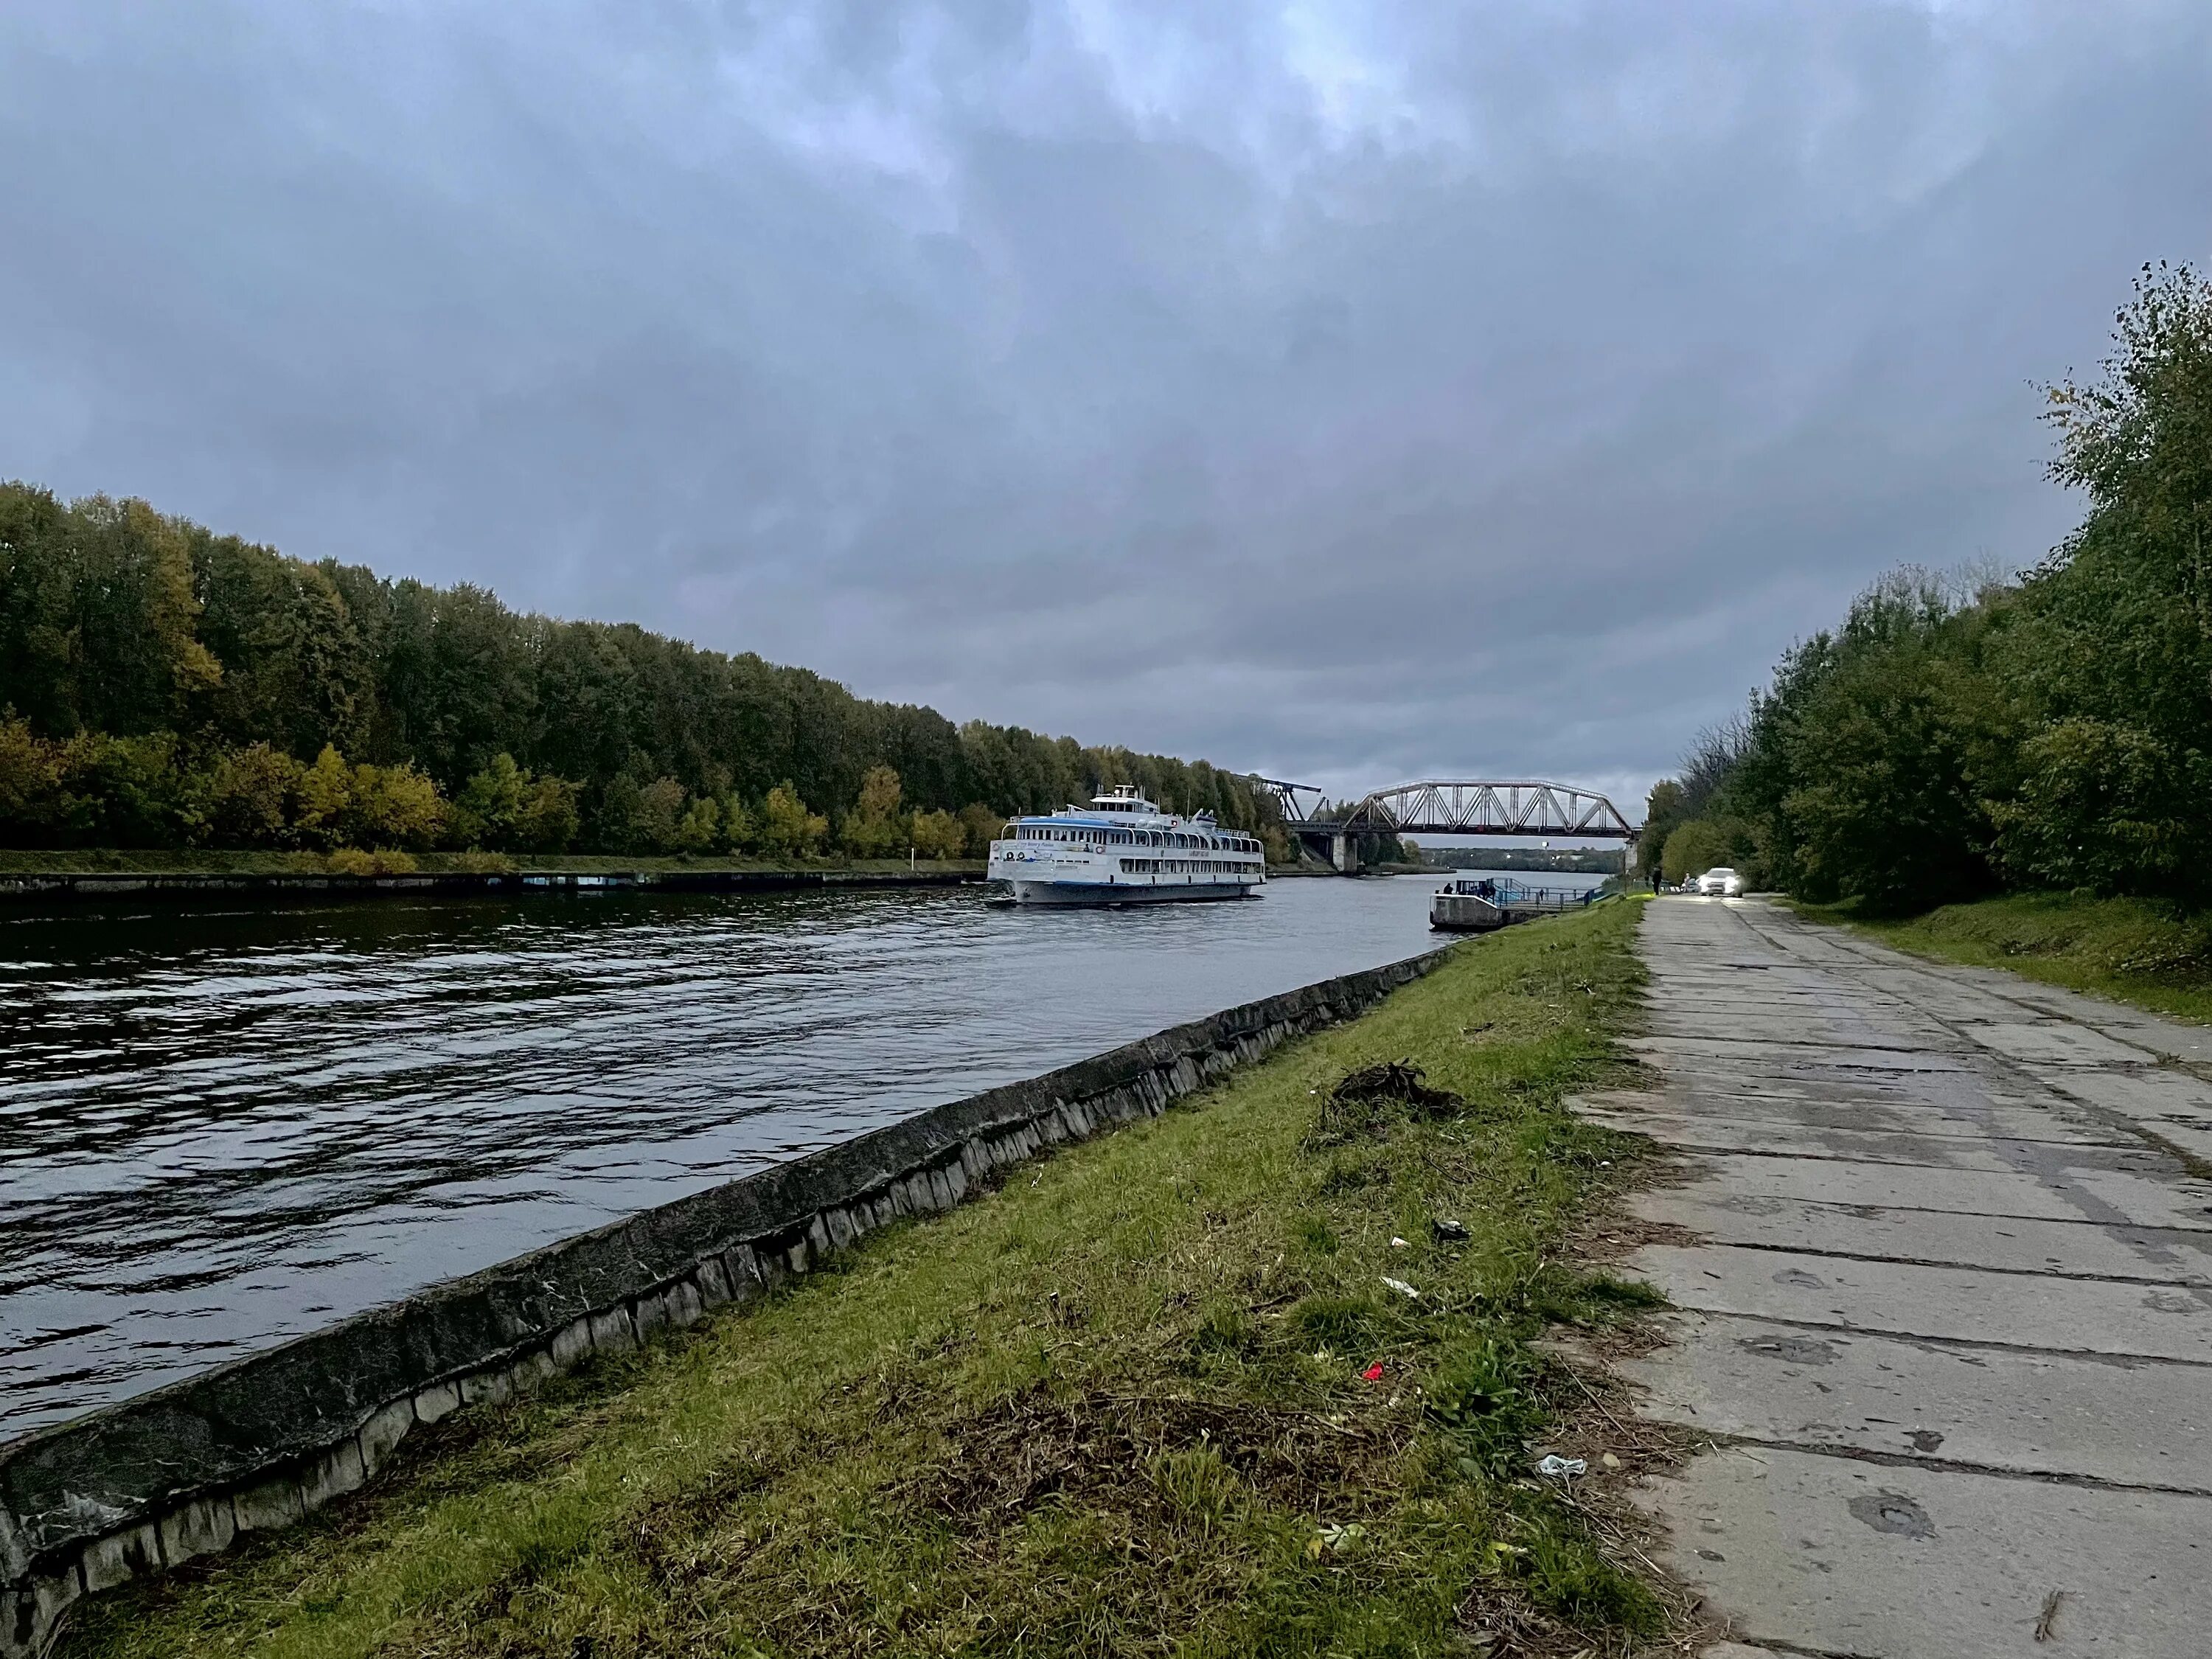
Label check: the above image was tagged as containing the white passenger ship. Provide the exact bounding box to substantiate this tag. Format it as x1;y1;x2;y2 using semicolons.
988;786;1267;905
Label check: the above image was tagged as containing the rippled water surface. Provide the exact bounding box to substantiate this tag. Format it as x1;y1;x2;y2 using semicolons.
0;874;1555;1438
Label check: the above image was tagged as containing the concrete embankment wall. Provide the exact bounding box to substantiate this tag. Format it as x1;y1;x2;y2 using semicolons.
0;945;1450;1657
0;867;978;906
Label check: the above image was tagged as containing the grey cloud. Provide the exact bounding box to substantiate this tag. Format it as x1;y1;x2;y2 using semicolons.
4;0;2208;810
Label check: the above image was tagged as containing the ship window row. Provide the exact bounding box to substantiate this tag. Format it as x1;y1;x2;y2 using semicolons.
1119;859;1249;877
1009;826;1260;855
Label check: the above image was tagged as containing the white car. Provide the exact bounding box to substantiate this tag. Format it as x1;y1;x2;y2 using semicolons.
1697;867;1744;897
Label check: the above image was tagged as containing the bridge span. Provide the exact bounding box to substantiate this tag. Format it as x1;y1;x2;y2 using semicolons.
1250;777;1638;874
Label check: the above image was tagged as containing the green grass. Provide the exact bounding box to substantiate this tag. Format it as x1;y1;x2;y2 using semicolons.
66;900;1664;1659
0;848;981;878
1799;890;2212;1025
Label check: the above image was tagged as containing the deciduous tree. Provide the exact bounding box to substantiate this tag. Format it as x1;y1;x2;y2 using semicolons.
762;782;827;858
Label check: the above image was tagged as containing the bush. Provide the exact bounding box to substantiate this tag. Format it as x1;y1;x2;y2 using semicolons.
958;802;1004;858
345;760;447;849
717;793;758;854
516;774;581;852
908;807;965;860
675;795;720;854
631;776;687;853
452;753;529;849
0;717;64;844
56;731;201;846
325;846;419;875
447;849;518;876
204;742;303;846
1991;718;2202;895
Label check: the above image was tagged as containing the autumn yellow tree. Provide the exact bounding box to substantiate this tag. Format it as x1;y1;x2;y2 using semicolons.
842;765;905;857
761;782;828;858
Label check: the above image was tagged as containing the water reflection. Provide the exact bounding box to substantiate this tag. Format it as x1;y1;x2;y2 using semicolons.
0;874;1500;1436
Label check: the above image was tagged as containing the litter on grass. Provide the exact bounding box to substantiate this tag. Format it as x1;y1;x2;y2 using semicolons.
1307;1522;1367;1559
1380;1276;1421;1299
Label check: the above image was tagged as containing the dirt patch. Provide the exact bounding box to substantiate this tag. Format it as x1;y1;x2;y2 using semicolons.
908;1384;1407;1526
1306;1060;1468;1149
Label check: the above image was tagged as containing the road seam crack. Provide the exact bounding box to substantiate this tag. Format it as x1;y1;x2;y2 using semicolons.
1655;1304;2212;1368
1688;1430;2212;1500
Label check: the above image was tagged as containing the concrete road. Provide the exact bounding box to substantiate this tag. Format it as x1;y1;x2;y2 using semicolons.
1596;897;2212;1659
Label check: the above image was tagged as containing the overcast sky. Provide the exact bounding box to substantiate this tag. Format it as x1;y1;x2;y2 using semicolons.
4;2;2208;808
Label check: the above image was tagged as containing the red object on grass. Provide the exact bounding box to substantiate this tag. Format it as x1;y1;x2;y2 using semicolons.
1362;1363;1385;1382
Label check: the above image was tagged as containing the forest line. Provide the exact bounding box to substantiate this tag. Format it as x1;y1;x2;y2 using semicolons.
0;487;1281;860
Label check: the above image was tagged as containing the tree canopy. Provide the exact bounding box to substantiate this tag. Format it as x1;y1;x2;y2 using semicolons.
1649;263;2212;913
0;487;1277;857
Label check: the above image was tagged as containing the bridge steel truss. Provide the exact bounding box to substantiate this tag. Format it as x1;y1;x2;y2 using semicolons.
1249;776;1639;874
1340;779;1635;841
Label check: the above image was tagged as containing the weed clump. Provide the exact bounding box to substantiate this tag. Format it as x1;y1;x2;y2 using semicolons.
1287;1293;1388;1354
1521;1523;1669;1632
1304;1060;1464;1150
1425;1338;1548;1478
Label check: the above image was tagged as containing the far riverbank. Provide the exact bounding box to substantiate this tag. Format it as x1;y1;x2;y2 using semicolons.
0;846;983;880
0;849;1360;906
0;853;986;906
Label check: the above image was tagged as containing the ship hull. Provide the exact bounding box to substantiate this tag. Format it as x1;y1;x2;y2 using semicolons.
1005;879;1257;905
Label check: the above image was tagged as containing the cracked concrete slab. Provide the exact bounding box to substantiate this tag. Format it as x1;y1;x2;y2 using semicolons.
1815;956;2212;1071
1948;1020;2158;1069
1634;1239;2212;1362
2046;1063;2212;1121
1607;897;2212;1656
1581;1108;2162;1170
1585;1088;2141;1147
2031;1067;2212;1165
1624;1191;2212;1284
1674;1148;2212;1230
1615;1309;2212;1491
1629;1035;1980;1073
1644;1014;1963;1048
1640;1443;2212;1658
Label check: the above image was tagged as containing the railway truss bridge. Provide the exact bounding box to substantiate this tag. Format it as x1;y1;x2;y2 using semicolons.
1250;777;1639;874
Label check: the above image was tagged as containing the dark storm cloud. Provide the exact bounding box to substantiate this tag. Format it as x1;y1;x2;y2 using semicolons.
4;1;2208;807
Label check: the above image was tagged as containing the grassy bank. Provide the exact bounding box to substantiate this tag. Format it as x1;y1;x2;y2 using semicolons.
66;900;1668;1659
0;848;983;879
1804;891;2212;1025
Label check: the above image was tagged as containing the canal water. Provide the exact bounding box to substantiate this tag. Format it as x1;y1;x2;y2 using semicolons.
0;872;1596;1439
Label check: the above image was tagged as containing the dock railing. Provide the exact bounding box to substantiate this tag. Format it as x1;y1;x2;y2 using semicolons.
1439;877;1601;913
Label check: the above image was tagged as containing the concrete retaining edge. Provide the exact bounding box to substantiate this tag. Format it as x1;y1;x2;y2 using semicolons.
0;943;1453;1657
